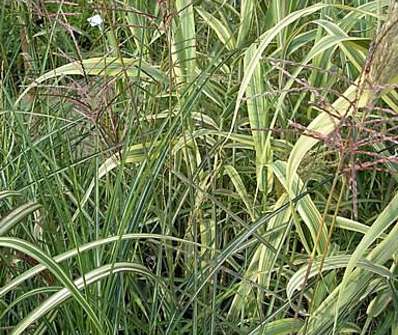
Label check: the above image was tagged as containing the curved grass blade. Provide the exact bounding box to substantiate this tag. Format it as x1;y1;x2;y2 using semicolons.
0;237;104;334
15;57;168;105
287;255;392;306
0;234;210;298
10;263;157;335
0;190;21;201
304;215;398;334
0;287;60;320
230;3;330;135
0;202;41;236
196;7;236;50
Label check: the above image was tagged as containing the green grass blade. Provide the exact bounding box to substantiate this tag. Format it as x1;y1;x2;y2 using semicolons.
196;7;236;50
0;202;41;236
0;237;104;334
10;263;157;335
15;57;167;105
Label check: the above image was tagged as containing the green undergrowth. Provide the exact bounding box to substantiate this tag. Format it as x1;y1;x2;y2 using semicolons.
0;1;397;334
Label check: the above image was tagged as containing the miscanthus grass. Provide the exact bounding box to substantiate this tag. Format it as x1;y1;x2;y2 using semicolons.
0;1;397;334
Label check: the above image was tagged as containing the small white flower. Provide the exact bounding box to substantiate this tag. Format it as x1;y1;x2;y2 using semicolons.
87;14;103;28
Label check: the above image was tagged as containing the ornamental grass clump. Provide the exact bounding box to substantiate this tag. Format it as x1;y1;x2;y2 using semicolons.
1;1;398;334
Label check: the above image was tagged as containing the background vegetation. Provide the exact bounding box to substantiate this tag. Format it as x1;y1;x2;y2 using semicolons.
0;0;397;334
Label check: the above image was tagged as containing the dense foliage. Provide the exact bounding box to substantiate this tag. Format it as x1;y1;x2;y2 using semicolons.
0;1;397;334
